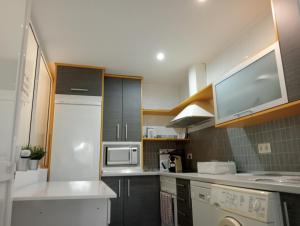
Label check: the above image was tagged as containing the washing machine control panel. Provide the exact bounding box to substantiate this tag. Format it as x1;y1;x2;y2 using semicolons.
211;185;280;222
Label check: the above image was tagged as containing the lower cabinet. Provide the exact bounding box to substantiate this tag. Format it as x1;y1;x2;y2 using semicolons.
102;176;161;226
280;193;300;226
176;178;193;226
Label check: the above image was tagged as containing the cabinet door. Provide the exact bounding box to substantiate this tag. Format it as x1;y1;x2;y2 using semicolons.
122;79;141;141
56;66;102;96
103;77;123;141
124;176;161;226
176;179;193;226
214;44;287;124
272;0;300;102
280;193;300;226
101;177;124;226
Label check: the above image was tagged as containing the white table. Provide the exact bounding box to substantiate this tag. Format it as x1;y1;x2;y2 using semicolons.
12;181;116;226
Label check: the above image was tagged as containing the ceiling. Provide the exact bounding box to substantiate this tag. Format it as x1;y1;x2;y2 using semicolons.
31;0;272;84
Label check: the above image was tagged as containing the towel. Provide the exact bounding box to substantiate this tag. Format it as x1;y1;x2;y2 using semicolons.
160;191;174;226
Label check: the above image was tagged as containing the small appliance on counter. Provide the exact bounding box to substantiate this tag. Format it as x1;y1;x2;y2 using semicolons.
169;155;182;173
159;149;173;172
197;161;236;174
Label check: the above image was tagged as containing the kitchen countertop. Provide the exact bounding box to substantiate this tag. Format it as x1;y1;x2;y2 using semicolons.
101;169;160;177
160;172;300;195
13;181;117;201
101;169;300;194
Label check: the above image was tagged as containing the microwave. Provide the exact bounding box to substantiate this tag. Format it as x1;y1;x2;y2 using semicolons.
103;142;140;166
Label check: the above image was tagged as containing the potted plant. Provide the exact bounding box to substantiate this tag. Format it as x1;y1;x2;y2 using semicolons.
29;146;46;170
16;145;32;171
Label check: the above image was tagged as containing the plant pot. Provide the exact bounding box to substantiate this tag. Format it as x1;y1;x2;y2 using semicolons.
29;160;39;170
17;158;29;171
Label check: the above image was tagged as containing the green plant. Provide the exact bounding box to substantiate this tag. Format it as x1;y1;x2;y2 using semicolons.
30;146;46;160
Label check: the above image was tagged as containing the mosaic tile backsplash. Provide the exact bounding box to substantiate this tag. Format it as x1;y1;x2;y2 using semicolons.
186;115;300;172
143;141;185;170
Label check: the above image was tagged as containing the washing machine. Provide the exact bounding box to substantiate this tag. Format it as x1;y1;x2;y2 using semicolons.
211;184;284;226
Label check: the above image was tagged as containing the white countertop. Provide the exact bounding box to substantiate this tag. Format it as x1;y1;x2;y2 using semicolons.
160;172;300;195
13;181;117;201
101;167;160;177
101;169;300;194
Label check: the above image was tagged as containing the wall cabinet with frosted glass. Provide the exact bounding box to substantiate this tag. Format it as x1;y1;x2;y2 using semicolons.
213;42;288;124
214;0;300;125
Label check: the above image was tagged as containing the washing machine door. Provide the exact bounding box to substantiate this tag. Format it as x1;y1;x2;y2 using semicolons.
219;217;242;226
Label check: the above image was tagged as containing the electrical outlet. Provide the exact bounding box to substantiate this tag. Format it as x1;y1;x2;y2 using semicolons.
258;143;272;154
187;153;193;160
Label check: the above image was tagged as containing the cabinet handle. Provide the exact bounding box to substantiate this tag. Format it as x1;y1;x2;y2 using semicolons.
177;197;185;202
177;183;185;188
116;124;120;140
283;202;290;226
233;110;253;118
177;210;186;217
70;88;89;92
127;179;130;197
118;179;121;198
125;123;128;141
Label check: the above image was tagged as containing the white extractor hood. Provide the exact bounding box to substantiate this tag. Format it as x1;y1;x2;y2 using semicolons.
168;102;214;128
168;64;214;128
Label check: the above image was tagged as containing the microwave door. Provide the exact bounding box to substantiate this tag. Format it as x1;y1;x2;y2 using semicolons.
106;147;131;165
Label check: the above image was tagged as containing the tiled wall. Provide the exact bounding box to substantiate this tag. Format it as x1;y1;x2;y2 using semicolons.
143;141;185;170
186;115;300;172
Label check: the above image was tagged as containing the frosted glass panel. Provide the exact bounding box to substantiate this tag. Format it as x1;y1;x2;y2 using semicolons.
215;50;283;121
30;57;51;149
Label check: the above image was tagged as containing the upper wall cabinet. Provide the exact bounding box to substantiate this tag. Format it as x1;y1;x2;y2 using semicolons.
272;0;300;102
213;43;287;124
56;64;104;96
103;76;142;142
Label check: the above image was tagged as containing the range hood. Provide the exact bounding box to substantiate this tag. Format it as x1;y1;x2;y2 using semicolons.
168;102;214;128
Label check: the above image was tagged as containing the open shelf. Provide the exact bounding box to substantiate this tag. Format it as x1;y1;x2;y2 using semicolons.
216;99;300;128
142;109;175;116
143;84;213;116
143;138;190;142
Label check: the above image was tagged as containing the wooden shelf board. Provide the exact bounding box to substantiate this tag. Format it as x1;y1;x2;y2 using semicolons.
216;100;300;128
143;84;213;116
142;109;175;116
143;138;190;141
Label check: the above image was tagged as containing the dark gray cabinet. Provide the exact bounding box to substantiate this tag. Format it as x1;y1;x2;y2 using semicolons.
56;65;103;96
280;193;300;226
102;176;160;226
103;76;141;142
272;0;300;102
103;77;123;141
176;178;193;226
101;177;124;226
122;79;142;141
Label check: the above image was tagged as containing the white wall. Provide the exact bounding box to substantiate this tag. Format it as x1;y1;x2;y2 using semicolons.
206;12;276;84
143;82;181;109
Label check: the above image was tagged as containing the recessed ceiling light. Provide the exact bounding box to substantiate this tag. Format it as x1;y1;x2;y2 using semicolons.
197;0;206;2
156;52;165;61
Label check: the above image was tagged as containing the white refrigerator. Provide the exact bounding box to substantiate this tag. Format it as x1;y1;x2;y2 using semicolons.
50;94;101;181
